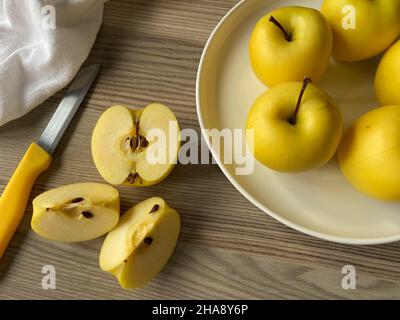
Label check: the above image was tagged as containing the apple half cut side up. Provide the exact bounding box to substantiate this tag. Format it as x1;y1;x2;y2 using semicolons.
100;197;180;289
91;104;180;187
31;183;120;242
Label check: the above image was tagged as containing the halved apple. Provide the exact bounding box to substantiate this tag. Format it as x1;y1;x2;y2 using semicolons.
99;197;180;289
91;103;180;187
32;183;120;242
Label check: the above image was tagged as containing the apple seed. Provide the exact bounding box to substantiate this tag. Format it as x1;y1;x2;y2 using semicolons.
127;173;139;184
71;197;84;203
140;137;149;148
149;204;159;214
82;211;94;219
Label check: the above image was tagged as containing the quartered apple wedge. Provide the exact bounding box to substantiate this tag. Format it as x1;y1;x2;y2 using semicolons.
91;103;180;187
32;183;120;242
99;197;180;289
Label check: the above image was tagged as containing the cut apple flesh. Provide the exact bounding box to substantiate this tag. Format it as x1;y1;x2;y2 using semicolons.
92;105;138;185
99;197;180;289
32;183;120;242
91;103;180;186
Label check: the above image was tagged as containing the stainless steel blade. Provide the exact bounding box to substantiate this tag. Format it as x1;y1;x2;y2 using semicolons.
38;65;100;154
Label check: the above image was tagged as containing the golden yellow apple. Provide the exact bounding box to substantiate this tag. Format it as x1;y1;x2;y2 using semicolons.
246;78;343;172
338;105;400;201
321;0;400;61
32;183;120;242
249;6;333;87
99;197;180;289
92;103;180;187
375;40;400;106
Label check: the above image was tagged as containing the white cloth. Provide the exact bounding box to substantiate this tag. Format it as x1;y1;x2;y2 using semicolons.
0;0;107;126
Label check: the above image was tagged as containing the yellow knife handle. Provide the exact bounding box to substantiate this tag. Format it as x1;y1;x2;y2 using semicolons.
0;143;52;259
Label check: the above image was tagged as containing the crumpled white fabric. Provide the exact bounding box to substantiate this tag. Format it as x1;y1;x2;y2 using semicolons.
0;0;107;126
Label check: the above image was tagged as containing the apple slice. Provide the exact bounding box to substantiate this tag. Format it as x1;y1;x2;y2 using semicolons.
99;197;180;289
32;183;120;242
91;103;180;187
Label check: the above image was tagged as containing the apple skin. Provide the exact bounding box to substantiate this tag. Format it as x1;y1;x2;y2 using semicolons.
246;82;343;172
338;105;400;201
375;40;400;106
249;6;333;87
321;0;400;62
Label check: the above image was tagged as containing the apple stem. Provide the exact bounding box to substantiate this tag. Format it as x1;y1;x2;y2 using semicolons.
290;77;312;125
269;16;291;41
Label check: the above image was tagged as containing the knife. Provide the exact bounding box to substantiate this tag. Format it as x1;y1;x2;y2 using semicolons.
0;65;100;259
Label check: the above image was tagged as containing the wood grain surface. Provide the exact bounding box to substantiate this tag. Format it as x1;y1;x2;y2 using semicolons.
1;0;400;300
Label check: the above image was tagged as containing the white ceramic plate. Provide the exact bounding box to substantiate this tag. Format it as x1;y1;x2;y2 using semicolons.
196;0;400;245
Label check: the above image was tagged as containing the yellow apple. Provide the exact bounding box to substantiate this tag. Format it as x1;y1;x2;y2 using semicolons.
246;78;343;172
99;197;180;289
321;0;400;61
32;183;120;242
92;103;180;187
338;105;400;201
375;40;400;106
249;6;333;87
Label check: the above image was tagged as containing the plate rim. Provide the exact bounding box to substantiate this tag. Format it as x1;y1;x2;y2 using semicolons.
195;0;400;245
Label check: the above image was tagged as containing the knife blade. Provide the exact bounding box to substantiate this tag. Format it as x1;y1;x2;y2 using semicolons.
38;64;100;154
0;65;100;259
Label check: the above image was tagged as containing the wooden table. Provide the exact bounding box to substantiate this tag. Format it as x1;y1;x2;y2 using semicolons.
1;0;400;300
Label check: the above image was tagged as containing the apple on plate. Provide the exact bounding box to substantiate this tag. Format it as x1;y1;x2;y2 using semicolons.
32;183;120;242
249;6;333;87
246;77;343;172
92;103;180;187
338;105;400;201
321;0;400;61
375;40;400;106
99;197;180;289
